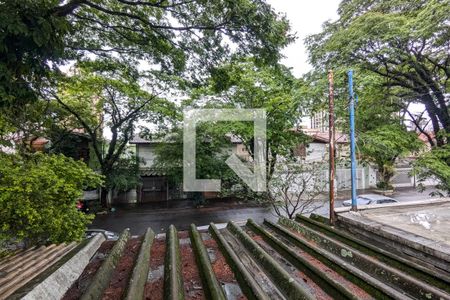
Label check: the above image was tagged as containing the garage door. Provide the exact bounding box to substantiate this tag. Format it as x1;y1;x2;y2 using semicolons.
140;176;168;203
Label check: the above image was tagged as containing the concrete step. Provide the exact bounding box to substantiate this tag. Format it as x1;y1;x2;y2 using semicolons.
8;217;450;300
299;214;450;290
246;220;372;300
282;215;450;300
215;224;283;299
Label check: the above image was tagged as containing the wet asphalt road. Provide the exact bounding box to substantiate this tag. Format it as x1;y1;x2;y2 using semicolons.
91;187;439;234
91;205;277;235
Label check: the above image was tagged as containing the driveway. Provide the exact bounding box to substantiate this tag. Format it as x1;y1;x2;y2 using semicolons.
91;187;439;234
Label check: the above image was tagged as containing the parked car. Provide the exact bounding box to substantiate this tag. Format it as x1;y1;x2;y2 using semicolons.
342;194;398;207
76;189;100;213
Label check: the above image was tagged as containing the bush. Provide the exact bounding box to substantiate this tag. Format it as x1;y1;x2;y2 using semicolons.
414;143;450;196
0;152;103;245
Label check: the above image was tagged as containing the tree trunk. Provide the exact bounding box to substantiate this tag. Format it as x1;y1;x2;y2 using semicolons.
100;187;111;209
378;163;395;190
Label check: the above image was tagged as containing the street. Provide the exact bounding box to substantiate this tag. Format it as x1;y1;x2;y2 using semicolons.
91;187;440;234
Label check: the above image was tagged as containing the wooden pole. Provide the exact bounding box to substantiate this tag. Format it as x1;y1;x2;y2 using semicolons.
328;70;336;225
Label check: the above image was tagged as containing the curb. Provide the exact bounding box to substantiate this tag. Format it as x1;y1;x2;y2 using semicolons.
125;228;155;300
21;234;105;300
81;228;130;300
189;224;226;300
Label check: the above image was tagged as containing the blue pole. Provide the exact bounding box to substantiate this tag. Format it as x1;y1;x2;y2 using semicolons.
348;70;357;211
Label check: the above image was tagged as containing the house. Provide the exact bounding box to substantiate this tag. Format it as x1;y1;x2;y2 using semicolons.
129;136;172;203
293;129;350;161
129;134;252;204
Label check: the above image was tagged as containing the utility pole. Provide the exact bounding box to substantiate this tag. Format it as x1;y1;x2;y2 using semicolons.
328;70;336;225
348;70;357;211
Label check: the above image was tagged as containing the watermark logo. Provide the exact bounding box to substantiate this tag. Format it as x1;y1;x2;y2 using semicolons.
183;109;266;192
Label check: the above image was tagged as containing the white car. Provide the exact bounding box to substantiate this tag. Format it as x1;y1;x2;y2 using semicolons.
342;194;398;207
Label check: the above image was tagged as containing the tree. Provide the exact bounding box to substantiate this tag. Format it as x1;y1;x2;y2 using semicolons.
0;152;103;245
306;0;449;146
359;124;423;189
414;142;450;196
269;158;327;219
0;0;292;110
152;124;241;195
153;60;308;201
50;61;176;206
191;60;307;183
106;152;141;193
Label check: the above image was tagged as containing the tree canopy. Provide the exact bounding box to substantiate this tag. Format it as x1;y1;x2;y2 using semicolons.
1;0;292;109
50;61;176;206
306;0;450;146
0;152;102;244
191;59;306;179
359;124;423;189
154;59;307;198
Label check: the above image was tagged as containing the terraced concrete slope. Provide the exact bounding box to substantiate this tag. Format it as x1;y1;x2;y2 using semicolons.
0;242;78;299
6;216;450;300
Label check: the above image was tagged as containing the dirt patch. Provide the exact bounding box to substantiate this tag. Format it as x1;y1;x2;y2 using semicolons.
274;227;373;299
102;238;142;300
306;254;373;300
144;238;166;300
180;242;204;300
178;230;190;239
203;239;236;283
294;270;332;300
62;241;115;300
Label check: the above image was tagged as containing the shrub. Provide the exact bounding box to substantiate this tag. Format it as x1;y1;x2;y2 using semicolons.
0;152;103;245
414;143;450;197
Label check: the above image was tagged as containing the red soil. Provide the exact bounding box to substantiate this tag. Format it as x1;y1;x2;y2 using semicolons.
180;242;205;300
62;241;115;300
102;238;142;300
144;238;166;300
202;239;236;283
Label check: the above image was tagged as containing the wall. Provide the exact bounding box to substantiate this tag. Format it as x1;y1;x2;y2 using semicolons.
137;144;157;168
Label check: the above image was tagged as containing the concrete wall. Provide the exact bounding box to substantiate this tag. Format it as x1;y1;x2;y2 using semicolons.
304;143;326;161
137;144;157;168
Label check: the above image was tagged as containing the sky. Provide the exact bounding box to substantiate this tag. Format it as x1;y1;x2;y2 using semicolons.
265;1;423;124
266;0;341;77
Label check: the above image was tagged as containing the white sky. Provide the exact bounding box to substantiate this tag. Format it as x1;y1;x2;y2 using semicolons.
265;1;424;126
266;0;341;77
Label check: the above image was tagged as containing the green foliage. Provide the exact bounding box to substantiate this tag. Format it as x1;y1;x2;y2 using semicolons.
414;143;450;196
0;0;69;108
153;126;237;189
0;0;291;110
359;124;423;188
51;61;177;205
191;60;307;177
106;152;141;192
306;0;450;145
154;60;307;198
0;152;103;245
